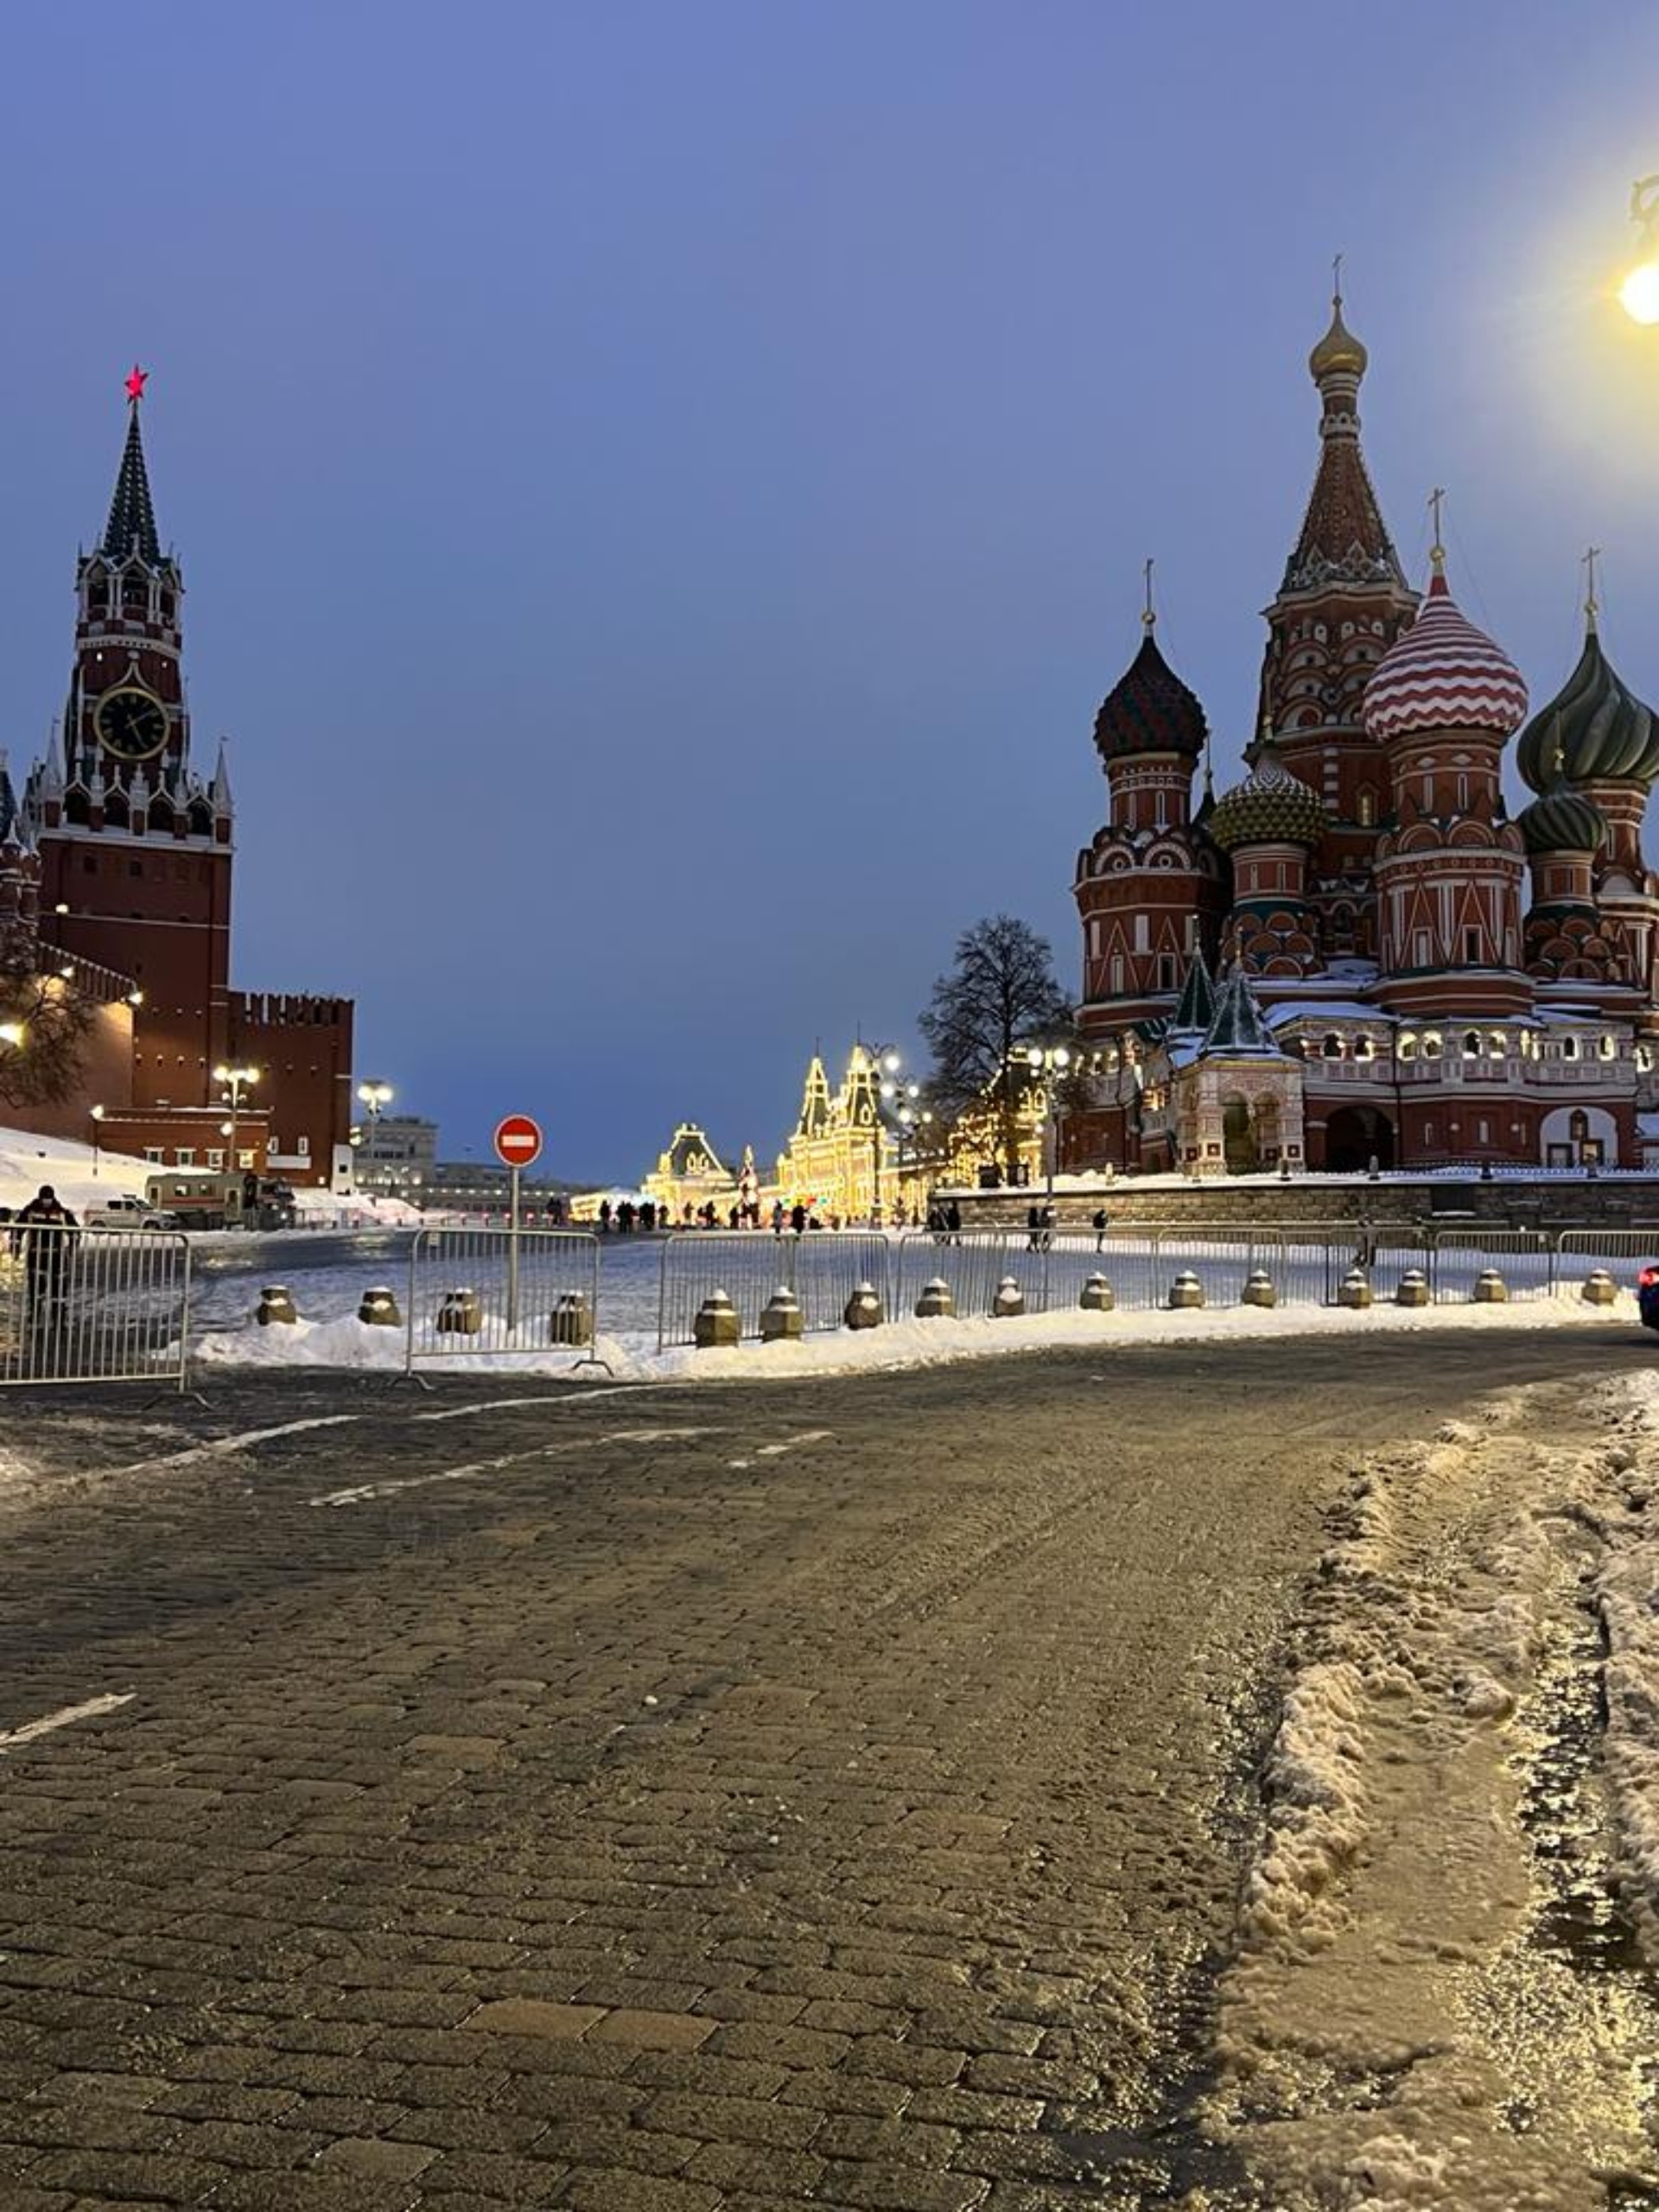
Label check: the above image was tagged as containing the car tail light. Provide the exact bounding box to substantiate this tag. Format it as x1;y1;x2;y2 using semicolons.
1640;1267;1659;1289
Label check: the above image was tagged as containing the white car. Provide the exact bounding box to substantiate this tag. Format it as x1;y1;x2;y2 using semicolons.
84;1195;172;1230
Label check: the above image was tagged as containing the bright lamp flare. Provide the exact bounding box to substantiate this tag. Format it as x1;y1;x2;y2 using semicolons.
1621;258;1659;324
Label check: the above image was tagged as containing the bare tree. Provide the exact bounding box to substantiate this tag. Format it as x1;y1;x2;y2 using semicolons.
918;914;1073;1179
0;937;97;1111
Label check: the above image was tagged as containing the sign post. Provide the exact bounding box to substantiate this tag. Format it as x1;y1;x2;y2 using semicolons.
493;1115;544;1334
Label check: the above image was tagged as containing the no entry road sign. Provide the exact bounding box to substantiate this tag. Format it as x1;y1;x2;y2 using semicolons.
493;1114;543;1170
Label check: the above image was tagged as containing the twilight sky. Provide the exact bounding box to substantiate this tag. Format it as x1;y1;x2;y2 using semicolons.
9;2;1659;1181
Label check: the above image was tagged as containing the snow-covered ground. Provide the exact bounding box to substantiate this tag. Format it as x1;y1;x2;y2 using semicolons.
0;1128;150;1215
190;1242;1643;1383
1205;1370;1659;2209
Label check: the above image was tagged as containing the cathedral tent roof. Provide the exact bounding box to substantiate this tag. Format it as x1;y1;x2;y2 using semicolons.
1170;950;1216;1033
1200;969;1287;1059
1281;294;1406;596
1361;565;1528;742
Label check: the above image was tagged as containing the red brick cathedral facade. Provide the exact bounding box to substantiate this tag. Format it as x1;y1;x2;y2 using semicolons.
16;376;353;1184
1073;296;1659;1175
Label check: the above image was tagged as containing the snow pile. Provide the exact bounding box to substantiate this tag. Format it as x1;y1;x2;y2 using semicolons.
1240;1659;1368;1946
0;1128;149;1215
190;1281;1637;1383
190;1313;626;1379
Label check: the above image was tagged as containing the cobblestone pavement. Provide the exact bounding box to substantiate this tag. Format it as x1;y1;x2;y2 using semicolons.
0;1331;1637;2209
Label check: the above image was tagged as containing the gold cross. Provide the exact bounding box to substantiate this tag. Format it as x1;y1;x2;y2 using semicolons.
1141;556;1156;629
1583;545;1601;626
1332;251;1344;305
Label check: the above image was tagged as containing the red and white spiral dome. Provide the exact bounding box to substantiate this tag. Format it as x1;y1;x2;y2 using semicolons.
1361;567;1528;742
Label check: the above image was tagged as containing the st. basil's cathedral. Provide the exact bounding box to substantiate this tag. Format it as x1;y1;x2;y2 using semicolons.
1072;291;1659;1177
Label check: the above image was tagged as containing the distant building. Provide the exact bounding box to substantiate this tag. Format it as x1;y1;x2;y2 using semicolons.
641;1123;734;1219
353;1114;438;1199
425;1160;575;1214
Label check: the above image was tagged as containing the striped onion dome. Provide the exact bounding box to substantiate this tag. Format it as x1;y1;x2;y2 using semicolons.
1361;567;1528;742
1515;622;1659;791
1516;781;1607;856
1208;744;1325;851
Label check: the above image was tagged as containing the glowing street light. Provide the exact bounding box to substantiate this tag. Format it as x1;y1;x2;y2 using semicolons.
1025;1043;1073;1201
0;1023;22;1049
90;1102;105;1179
1620;176;1659;324
213;1063;259;1200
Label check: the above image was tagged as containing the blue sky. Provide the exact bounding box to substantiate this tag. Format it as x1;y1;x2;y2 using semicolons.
10;2;1659;1179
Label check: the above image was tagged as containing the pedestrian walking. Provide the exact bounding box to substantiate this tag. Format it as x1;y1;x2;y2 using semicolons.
11;1185;79;1334
945;1198;963;1244
1091;1206;1108;1253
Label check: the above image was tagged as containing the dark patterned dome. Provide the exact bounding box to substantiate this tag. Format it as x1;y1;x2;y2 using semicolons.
1209;747;1325;851
1516;783;1607;856
1093;629;1208;764
1516;625;1659;792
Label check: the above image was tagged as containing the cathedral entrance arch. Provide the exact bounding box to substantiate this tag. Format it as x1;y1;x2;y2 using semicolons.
1222;1096;1257;1174
1325;1104;1395;1173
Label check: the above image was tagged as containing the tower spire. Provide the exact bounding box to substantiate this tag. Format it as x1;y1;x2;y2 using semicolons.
1427;486;1448;590
103;366;162;565
1583;545;1602;634
1141;556;1156;631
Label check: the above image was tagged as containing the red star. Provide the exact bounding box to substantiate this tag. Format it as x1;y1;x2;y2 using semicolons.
124;364;148;404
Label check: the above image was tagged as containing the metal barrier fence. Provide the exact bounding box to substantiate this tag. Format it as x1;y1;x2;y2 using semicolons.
0;1224;192;1389
407;1227;605;1370
656;1232;889;1349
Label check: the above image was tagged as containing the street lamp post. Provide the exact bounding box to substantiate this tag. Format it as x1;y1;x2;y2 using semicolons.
89;1103;105;1178
213;1063;259;1218
874;1050;923;1227
1025;1044;1073;1203
355;1081;394;1198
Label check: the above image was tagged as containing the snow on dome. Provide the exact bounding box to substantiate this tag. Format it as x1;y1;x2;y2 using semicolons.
1209;745;1325;852
1361;569;1528;743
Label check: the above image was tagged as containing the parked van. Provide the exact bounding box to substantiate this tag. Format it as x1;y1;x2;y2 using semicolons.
144;1172;247;1229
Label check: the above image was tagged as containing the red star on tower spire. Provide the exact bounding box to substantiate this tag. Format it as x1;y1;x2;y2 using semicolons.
124;364;148;404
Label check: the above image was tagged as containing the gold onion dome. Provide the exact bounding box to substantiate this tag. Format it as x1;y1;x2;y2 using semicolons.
1515;620;1659;792
1308;294;1368;382
1517;780;1607;856
1209;737;1325;851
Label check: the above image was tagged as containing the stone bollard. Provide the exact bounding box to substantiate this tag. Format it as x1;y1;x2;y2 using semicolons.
992;1275;1026;1319
435;1288;482;1334
843;1281;884;1330
1473;1268;1509;1304
549;1291;594;1345
257;1284;298;1326
1241;1268;1277;1309
1395;1268;1430;1308
1581;1268;1618;1307
694;1290;741;1350
359;1285;403;1327
914;1278;955;1319
1168;1270;1205;1311
1080;1273;1116;1313
1338;1267;1374;1311
760;1287;804;1341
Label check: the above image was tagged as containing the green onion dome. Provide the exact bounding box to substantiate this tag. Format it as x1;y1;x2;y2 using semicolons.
1516;782;1607;856
1516;624;1659;792
1209;747;1325;852
1093;628;1209;764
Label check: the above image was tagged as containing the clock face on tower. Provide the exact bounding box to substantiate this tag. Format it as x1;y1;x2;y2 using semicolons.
94;684;168;763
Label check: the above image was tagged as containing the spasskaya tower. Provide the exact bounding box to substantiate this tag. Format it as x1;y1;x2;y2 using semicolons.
23;370;353;1184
